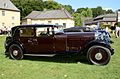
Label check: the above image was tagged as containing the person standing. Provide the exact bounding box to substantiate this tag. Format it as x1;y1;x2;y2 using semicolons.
115;23;120;38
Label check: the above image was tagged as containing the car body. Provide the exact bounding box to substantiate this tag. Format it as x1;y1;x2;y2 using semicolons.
5;24;114;65
64;26;111;43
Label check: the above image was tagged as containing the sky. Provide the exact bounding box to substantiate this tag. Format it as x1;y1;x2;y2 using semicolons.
55;0;120;11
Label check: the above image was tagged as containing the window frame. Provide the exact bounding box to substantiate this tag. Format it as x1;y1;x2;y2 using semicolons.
2;11;5;16
35;27;53;37
19;27;35;37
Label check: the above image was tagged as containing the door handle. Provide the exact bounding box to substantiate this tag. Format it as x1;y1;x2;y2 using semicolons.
33;39;37;42
28;38;37;43
28;40;32;43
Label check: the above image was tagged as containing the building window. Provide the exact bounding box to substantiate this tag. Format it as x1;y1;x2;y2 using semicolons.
48;21;51;24
55;23;58;25
12;16;15;20
63;23;66;27
2;11;5;16
2;23;5;26
12;23;14;26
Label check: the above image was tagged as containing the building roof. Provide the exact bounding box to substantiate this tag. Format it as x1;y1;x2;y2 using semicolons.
24;9;73;19
84;18;98;25
0;0;20;11
94;14;117;20
84;14;117;25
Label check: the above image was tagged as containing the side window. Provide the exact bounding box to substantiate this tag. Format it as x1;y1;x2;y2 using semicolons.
54;27;64;35
36;27;52;37
19;27;34;37
63;23;66;27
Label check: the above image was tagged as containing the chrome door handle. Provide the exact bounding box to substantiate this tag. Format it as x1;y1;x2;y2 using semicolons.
28;40;32;43
33;39;37;42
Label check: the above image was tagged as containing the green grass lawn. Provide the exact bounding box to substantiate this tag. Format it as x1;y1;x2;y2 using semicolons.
0;35;120;79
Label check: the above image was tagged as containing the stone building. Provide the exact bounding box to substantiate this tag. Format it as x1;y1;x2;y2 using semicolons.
22;9;74;28
0;0;20;31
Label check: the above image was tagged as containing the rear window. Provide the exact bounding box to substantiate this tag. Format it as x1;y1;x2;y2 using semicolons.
19;27;34;37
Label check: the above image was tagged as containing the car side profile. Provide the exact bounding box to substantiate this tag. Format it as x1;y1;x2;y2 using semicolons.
4;24;114;65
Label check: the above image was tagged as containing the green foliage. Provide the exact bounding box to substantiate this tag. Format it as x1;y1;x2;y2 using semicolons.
106;9;114;14
76;6;114;18
76;8;87;13
74;8;93;26
43;1;61;10
63;5;74;14
11;0;114;26
86;8;93;17
91;6;114;17
92;6;104;17
72;13;82;26
117;22;120;27
11;0;44;19
81;11;87;17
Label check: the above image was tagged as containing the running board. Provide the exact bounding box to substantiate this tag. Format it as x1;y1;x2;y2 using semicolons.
24;54;56;57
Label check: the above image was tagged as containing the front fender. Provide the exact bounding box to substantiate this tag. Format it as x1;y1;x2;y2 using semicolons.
83;40;114;55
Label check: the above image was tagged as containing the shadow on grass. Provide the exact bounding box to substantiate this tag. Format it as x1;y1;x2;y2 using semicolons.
23;54;90;65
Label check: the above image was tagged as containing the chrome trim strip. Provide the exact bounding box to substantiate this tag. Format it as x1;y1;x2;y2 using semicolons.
24;54;56;57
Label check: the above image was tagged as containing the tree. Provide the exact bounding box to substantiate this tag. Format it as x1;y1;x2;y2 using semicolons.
43;1;61;10
72;13;82;26
81;11;87;17
92;6;105;17
74;8;93;26
86;8;93;17
91;6;114;17
63;5;74;14
11;0;44;19
106;9;114;14
76;8;87;13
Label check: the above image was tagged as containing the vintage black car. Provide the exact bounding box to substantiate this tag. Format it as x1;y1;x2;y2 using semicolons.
4;24;114;65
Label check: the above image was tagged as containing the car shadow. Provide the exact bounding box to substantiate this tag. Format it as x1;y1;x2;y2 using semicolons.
23;54;90;65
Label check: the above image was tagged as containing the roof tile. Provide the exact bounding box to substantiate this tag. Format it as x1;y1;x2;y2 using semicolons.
24;10;73;19
0;0;19;11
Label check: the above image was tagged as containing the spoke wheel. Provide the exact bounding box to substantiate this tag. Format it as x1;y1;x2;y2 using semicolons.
87;45;111;65
9;44;23;60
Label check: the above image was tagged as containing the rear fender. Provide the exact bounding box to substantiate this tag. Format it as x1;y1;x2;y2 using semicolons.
5;40;25;54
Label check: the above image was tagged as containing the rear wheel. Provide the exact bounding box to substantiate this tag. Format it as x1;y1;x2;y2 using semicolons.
87;45;111;65
9;44;23;60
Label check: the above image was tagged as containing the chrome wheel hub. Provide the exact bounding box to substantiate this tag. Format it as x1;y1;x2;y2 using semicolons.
95;53;102;60
13;50;18;56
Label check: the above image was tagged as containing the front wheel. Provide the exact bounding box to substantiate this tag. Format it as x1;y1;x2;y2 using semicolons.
9;44;23;60
87;45;111;65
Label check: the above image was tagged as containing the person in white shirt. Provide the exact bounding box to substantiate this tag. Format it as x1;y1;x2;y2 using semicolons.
115;24;120;38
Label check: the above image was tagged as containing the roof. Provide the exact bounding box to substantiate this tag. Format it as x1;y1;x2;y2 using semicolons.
64;26;92;32
0;0;20;11
84;14;117;25
24;10;73;19
94;14;117;20
84;18;98;25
